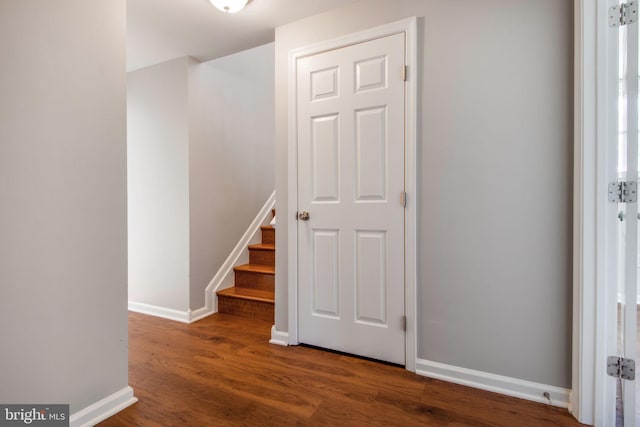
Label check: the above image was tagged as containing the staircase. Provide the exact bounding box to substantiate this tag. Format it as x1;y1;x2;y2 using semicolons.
216;220;275;322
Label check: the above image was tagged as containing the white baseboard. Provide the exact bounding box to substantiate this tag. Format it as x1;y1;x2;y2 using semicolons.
269;326;289;346
128;301;215;324
128;301;190;323
189;305;214;323
129;301;189;323
204;190;276;311
415;358;570;408
70;386;137;427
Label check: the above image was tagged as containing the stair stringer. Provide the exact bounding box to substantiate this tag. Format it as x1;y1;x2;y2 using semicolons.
199;190;276;318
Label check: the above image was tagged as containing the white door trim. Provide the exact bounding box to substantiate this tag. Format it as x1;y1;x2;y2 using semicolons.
287;17;418;372
573;0;619;424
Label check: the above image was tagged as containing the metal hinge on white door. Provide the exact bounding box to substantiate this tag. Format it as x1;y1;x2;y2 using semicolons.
610;2;638;27
402;65;407;82
608;181;638;203
400;191;407;208
607;356;636;380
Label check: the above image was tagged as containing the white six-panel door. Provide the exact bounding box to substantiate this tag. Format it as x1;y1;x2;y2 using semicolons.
296;33;406;365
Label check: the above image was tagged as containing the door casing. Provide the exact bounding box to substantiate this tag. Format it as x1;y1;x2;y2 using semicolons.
573;0;622;424
287;17;418;372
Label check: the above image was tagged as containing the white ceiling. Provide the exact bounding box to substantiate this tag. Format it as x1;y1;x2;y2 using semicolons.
127;0;357;72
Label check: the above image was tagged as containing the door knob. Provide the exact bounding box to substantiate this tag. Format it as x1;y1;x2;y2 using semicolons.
298;211;310;221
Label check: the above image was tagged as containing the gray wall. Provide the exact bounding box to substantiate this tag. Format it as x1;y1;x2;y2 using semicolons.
275;0;573;388
189;43;275;309
0;0;129;412
128;57;191;312
127;43;275;312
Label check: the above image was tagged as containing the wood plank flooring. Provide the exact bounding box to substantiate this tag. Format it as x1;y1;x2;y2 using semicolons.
99;312;583;426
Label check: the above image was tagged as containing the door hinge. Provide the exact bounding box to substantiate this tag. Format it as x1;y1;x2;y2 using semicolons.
610;1;638;27
607;356;636;380
401;191;407;208
401;315;407;332
608;181;638;203
402;65;407;82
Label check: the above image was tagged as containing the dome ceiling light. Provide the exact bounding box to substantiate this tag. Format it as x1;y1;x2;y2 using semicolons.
209;0;248;14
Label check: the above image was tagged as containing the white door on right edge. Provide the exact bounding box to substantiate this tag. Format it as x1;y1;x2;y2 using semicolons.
613;2;639;424
296;32;406;365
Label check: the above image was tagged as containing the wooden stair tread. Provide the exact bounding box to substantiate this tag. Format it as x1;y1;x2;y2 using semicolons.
217;218;275;321
217;287;274;303
234;264;275;275
248;243;275;251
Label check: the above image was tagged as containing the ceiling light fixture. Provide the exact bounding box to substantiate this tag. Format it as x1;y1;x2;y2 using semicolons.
209;0;248;14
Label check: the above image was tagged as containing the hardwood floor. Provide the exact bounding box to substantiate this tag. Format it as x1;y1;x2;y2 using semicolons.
99;312;583;426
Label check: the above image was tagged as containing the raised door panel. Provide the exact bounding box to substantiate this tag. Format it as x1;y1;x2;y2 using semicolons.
311;114;340;202
355;107;387;201
311;230;340;318
311;66;339;102
355;55;387;93
355;230;388;326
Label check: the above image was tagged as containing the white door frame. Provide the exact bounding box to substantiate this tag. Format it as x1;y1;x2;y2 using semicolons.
573;0;620;424
287;17;418;372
